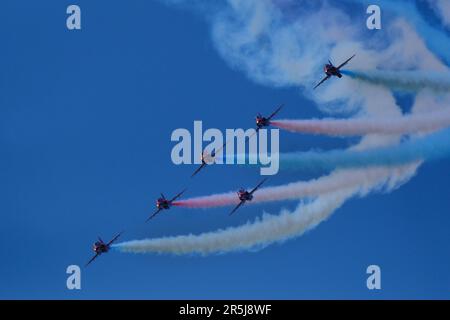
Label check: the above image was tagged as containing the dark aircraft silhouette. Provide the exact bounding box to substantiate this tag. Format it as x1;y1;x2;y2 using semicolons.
256;104;284;132
86;232;122;266
147;189;186;221
314;54;356;90
229;178;268;216
191;143;227;178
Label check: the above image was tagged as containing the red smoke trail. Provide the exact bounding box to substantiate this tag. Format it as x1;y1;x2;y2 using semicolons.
173;168;407;209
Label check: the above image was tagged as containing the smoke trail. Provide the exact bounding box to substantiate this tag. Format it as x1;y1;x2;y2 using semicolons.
271;108;450;137
175;167;416;209
350;0;450;67
427;0;450;29
278;127;450;172
114;165;418;255
341;69;450;93
218;127;450;172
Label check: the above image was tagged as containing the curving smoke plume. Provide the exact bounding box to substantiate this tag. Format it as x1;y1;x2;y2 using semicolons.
427;0;450;29
349;0;450;67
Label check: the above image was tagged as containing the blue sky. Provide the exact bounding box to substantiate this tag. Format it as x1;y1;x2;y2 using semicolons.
1;0;450;299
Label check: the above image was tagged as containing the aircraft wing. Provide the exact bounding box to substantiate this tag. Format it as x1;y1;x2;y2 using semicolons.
191;163;206;178
206;141;228;160
229;201;245;216
337;54;356;70
214;141;228;156
107;232;122;246
146;208;162;222
170;189;187;202
313;75;331;90
85;253;100;267
249;178;268;195
268;104;284;121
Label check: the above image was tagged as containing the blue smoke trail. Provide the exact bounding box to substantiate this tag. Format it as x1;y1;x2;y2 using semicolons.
224;128;450;172
349;0;450;67
341;69;450;93
280;128;450;172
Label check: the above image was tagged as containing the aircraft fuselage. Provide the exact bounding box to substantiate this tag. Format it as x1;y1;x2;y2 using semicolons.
238;190;253;202
324;64;342;78
256;116;270;129
157;199;171;210
93;242;109;254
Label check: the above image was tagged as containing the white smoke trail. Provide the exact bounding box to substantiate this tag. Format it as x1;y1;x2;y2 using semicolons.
428;0;450;28
272;107;450;136
176;166;421;208
350;0;450;67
